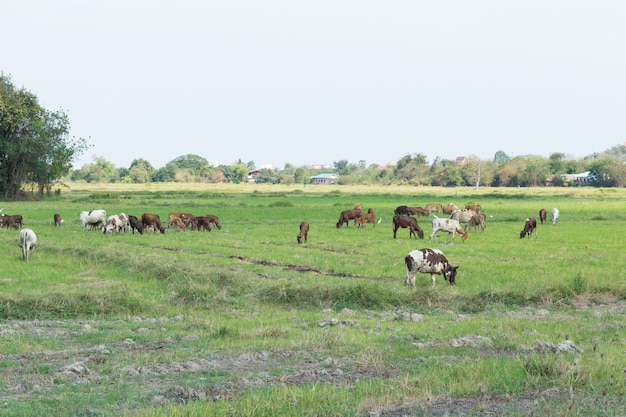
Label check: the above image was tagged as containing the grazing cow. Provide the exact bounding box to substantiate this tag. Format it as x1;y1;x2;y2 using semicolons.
54;213;63;227
465;203;481;213
0;214;23;228
79;210;106;231
193;215;212;231
336;205;362;228
430;216;467;244
205;214;222;229
450;209;478;224
551;208;559;225
297;221;309;244
141;213;165;234
409;207;430;217
169;212;195;229
102;213;130;234
464;213;486;233
392;215;424;239
424;203;442;214
19;228;37;262
539;208;547;224
405;248;459;287
128;215;143;234
520;217;537;239
442;203;459;215
355;208;376;228
170;217;186;230
1;214;21;229
394;205;412;216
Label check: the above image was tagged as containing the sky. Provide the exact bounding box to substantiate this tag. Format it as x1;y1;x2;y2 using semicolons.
3;1;625;170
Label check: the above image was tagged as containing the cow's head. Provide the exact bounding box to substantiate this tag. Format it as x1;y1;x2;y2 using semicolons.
444;265;459;285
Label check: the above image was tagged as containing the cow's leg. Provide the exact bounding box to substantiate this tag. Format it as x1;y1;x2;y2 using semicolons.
405;270;416;287
430;274;436;287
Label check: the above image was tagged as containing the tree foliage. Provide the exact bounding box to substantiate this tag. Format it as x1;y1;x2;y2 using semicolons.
0;74;88;198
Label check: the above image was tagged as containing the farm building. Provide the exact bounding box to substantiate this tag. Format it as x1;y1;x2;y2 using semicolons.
310;173;338;184
561;171;598;186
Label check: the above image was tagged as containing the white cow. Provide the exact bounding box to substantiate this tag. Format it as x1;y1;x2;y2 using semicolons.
551;208;559;225
102;213;130;234
429;216;467;244
19;228;37;262
79;209;107;231
405;248;459;287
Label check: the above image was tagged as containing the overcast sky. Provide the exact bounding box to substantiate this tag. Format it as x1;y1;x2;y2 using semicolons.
4;1;625;170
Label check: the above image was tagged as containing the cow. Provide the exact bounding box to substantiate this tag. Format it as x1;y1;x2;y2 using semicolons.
193;215;212;231
392;215;424;239
128;215;143;234
141;213;165;234
19;228;37;262
450;209;478;224
551;208;559;225
170;217;186;230
429;216;467;244
169;212;195;229
204;214;222;230
79;210;106;231
297;221;309;244
442;203;459;215
405;248;459;287
520;217;537;239
102;213;130;234
53;213;63;227
336;205;362;228
539;208;547;224
409;207;430;217
424;203;442;214
0;214;21;229
394;205;412;216
465;213;486;233
465;203;482;213
355;208;376;228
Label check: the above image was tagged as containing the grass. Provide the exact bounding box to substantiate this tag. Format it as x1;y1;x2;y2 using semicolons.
0;183;625;416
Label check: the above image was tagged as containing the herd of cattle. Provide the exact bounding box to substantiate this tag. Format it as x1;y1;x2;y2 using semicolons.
330;202;560;288
4;202;561;289
77;210;222;235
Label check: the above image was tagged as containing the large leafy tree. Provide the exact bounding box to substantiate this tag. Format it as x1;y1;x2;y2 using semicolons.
0;74;87;198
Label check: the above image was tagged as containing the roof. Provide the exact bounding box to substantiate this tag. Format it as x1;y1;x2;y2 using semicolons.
310;173;338;179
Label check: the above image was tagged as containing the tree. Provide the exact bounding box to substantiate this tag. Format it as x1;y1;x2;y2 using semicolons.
493;150;510;164
0;74;88;198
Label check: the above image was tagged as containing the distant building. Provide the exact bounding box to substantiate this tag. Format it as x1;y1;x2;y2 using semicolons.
454;156;468;165
310;173;338;184
561;171;597;186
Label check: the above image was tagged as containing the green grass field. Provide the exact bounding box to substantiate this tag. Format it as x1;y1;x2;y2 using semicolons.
0;183;624;416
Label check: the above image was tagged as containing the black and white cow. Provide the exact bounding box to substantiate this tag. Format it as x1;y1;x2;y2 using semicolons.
404;248;459;287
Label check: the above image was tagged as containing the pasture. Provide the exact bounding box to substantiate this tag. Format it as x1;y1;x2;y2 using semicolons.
0;183;625;416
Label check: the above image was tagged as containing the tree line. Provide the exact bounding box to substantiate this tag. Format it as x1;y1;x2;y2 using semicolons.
2;73;626;201
70;146;626;189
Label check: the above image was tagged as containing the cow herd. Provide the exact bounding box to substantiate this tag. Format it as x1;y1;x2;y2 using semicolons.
328;202;561;287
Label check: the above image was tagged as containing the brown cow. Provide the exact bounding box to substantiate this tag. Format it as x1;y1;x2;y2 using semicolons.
464;213;486;233
465;203;481;213
297;221;309;244
142;213;165;234
193;215;212;231
442;203;459;215
392;215;424;239
409;207;430;217
128;215;143;234
520;217;537;239
54;213;62;227
204;214;221;229
539;208;547;224
168;212;194;229
336;205;362;228
354;208;376;228
424;203;442;214
1;214;23;228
